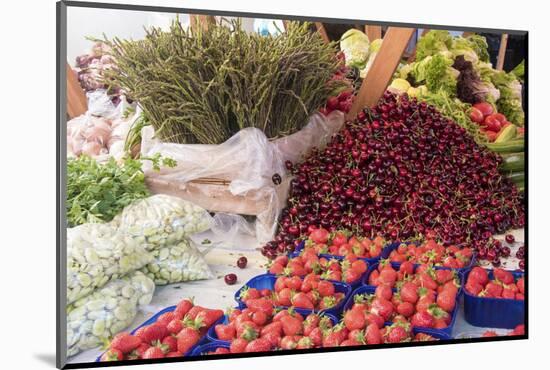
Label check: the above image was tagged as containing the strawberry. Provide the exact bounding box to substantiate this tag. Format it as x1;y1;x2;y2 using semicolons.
246;298;274;316
303;313;320;333
109;333;142;354
274;277;287;292
236;321;259;340
160;336;178;353
323;331;342;347
215;323;236;341
370;298;394;321
174;298;194;319
286;276;303;290
277;287;293;306
359;312;381;329
482;330;498;337
343;308;366;331
292;292;314;309
166;319;183;335
502;288;516;299
176;327;200;354
297;336;314;349
269;263;285;275
400;282;419;304
364;323;382;344
436;290;456;312
261;321;283;336
517;277;524;294
494;268;514;285
261;330;281;347
239;287;262;302
385;324;410;343
166;351;182;357
375;284;393;301
100;348;123;361
369;270;380;285
510;324;525;335
142;347;165;359
396;301;415;317
157;312;176;327
468;267;489;285
308;327;323;346
351;260;368;274
195;308;224;328
134;343;150;358
414;333;436;342
139;324;168;345
317;280;335;297
399;261;415;275
245;338;272;352
465;280;483;296
212;347;230;354
230;338;248;353
411;311;434;328
378;269;397;287
280;335;298;349
516;293;525;300
280;314;303;336
435;269;454;285
483;282;503;298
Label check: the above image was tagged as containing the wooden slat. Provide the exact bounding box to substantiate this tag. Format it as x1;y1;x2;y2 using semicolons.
66;62;87;119
190;14;216;31
346;27;415;119
364;25;382;41
315;22;330;44
407;28;430;62
496;33;509;71
462;31;474;37
282;20;290;31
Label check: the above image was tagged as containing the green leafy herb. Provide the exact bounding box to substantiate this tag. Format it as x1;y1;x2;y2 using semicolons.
67;155;176;227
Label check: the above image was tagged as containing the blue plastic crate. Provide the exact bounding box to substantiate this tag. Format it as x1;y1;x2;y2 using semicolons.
343;285;459;336
463;268;524;329
189;341;231;356
235;273;351;317
380;241;476;274
95;305;207;362
207;308;339;343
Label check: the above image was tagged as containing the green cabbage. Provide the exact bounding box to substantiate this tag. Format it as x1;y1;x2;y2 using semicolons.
340;29;371;69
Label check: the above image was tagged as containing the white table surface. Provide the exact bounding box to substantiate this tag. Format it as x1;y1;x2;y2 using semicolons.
68;228;525;363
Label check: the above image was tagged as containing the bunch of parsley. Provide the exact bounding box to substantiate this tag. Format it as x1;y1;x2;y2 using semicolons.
67;154;176;227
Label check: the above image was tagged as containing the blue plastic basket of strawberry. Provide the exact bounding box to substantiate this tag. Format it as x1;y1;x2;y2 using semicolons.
380;241;476;275
234;273;352;317
95;306;208;362
189;341;231;356
343;285;459;336
463;268;524;329
206;308;339;343
290;240;394;269
361;262;465;297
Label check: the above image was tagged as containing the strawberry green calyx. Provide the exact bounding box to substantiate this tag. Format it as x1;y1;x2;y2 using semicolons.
241;326;259;342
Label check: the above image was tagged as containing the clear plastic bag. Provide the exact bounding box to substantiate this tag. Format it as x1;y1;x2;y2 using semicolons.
141;111;345;243
67;90;138;161
66;271;155;357
115;194;213;251
66;223;153;305
140;238;213;285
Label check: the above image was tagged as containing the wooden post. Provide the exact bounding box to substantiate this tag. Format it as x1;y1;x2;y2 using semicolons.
496;33;509;71
282;20;290;31
66;62;87;119
346;27;415;119
190;14;216;31
315;22;330;44
364;25;382;41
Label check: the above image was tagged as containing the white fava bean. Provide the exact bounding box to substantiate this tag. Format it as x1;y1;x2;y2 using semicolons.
87;309;106;320
159;269;170;280
92;319;106;337
78;273;92;287
148;263;160;273
110;320;128;334
84;248;100;264
121;285;135;298
113;306;129;321
95;249;112;258
170;270;182;281
87;299;105;311
68;305;87;319
159;248;169;261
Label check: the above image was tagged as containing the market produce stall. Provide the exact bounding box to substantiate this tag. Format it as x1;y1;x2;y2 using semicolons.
64;16;526;364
